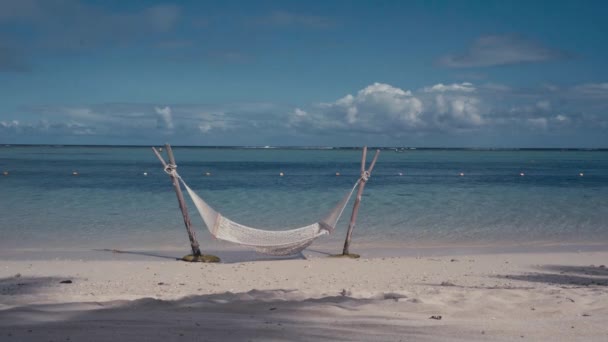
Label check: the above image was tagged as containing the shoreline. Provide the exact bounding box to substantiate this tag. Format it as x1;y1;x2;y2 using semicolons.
1;241;606;262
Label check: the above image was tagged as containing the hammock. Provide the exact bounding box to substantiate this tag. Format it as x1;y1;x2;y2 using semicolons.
170;169;362;256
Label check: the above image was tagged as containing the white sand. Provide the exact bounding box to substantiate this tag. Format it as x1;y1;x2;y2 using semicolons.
1;249;607;341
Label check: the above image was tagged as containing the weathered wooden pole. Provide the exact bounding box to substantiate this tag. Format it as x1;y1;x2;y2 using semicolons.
152;145;220;262
164;144;202;257
341;146;380;257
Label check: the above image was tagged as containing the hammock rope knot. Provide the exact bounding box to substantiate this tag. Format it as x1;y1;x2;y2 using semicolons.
361;171;370;182
164;163;177;175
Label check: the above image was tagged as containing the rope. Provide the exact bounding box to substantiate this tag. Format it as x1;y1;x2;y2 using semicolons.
361;171;370;182
164;163;177;175
330;178;362;229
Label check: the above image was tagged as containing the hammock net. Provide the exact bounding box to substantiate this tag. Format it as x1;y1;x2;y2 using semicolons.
175;172;359;256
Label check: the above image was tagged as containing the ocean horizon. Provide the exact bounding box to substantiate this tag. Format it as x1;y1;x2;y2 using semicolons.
2;144;608;151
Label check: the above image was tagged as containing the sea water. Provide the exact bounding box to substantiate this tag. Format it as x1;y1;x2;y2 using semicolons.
1;146;607;253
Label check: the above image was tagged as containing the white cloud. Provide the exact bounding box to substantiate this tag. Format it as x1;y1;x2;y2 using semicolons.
527;118;548;129
154;106;174;130
423;82;476;93
0;120;19;128
439;34;569;68
290;81;608;137
357;82;412;97
3;81;607;146
571;83;608;98
536;100;551;111
0;118;95;136
195;111;230;133
309;82;424;132
422;83;483;128
433;94;483;128
291;82;490;134
293;108;307;117
198;123;212;133
542;84;560;92
436;95;483;127
254;11;334;28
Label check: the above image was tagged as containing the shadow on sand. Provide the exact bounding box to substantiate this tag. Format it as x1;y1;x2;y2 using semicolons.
0;276;72;296
496;264;608;287
93;249;180;261
0;286;457;342
93;248;308;264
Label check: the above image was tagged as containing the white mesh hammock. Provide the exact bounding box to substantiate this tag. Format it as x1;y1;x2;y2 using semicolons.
173;170;361;256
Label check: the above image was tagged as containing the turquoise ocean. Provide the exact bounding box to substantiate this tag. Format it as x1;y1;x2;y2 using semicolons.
1;146;607;255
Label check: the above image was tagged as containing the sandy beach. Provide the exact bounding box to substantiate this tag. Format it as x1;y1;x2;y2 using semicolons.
3;0;608;339
1;247;607;341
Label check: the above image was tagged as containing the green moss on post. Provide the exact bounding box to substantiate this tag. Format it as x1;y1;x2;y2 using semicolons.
181;254;221;263
329;253;360;259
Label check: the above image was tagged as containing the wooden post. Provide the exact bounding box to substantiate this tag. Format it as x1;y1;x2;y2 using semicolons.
152;145;220;262
341;146;380;257
164;144;202;257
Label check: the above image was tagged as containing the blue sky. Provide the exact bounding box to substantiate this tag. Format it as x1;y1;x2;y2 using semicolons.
1;0;607;147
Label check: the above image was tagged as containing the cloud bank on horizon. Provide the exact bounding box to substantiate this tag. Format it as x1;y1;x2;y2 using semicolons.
3;81;607;147
1;0;607;147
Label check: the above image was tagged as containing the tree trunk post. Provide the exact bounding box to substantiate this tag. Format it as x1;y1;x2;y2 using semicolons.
152;145;219;262
341;147;380;257
163;144;202;257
